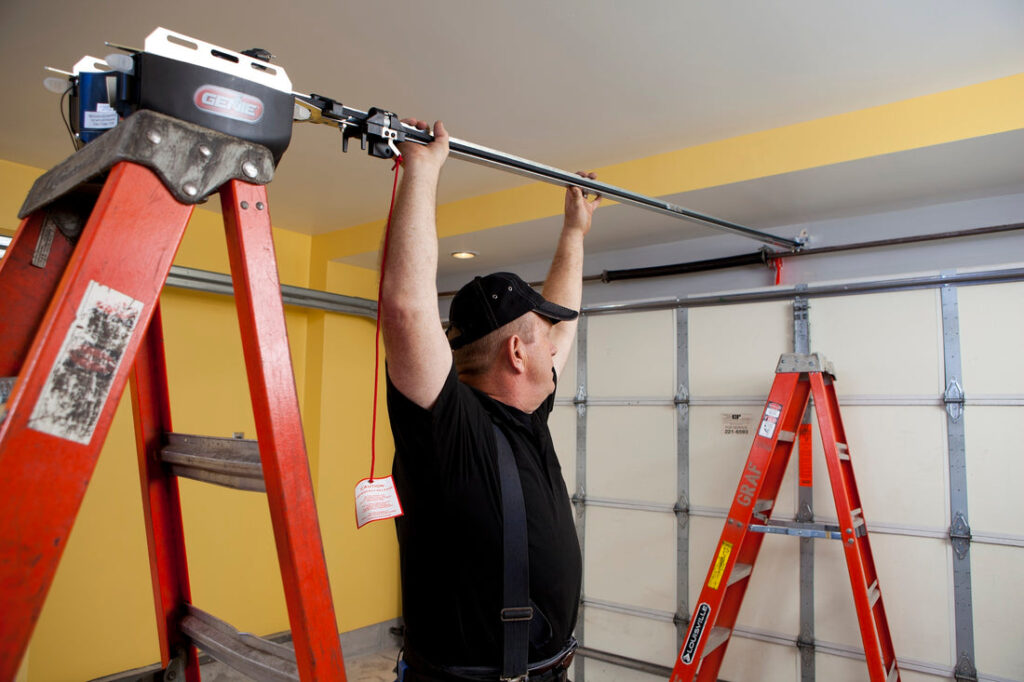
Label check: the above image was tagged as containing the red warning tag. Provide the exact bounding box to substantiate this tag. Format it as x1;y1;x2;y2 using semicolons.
354;476;404;528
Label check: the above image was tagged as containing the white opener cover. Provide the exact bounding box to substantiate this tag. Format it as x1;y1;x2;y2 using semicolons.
143;27;292;93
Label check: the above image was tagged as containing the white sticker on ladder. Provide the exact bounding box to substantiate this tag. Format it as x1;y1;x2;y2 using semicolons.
29;281;143;445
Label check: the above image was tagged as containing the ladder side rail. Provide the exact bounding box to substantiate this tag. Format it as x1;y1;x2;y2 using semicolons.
130;308;201;681
0;162;194;681
672;373;809;682
220;180;346;680
818;373;900;680
0;210;79;377
809;373;897;681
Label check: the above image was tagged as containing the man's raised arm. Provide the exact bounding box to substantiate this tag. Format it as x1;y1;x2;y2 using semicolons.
543;172;600;378
380;120;453;409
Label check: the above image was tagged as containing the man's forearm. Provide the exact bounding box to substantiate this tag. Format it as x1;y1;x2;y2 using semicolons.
381;165;442;309
542;225;585;312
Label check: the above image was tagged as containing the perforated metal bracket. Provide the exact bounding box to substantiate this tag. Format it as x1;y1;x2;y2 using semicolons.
949;512;972;561
776;353;834;377
20;110;275;217
944;378;965;423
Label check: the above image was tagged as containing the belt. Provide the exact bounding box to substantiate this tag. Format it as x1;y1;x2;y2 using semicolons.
403;638;577;682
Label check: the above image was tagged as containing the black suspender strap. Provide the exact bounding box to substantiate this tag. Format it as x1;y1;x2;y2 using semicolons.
492;423;531;681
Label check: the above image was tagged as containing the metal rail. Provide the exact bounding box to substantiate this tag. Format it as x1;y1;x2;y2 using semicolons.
293;94;803;250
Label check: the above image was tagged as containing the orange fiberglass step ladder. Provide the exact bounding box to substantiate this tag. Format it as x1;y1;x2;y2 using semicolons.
0;110;347;680
670;353;899;682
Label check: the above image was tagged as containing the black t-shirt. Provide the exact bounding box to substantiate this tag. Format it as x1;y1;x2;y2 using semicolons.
387;360;582;666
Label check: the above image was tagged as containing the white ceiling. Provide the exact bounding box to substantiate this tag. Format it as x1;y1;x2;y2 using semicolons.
1;1;1022;278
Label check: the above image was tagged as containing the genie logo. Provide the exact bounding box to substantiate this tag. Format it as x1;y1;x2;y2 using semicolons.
680;603;711;665
193;85;264;123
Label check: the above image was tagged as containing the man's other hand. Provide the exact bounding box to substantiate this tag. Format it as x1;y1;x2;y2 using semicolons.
398;119;450;172
564;171;600;234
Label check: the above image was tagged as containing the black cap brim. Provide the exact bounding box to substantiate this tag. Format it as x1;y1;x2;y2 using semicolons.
533;299;579;323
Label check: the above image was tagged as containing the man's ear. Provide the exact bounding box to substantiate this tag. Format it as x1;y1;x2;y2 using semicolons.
506;334;526;373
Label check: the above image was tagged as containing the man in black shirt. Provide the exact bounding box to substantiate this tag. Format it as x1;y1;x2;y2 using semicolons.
381;118;599;681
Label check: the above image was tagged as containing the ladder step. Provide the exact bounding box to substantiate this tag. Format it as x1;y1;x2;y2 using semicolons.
728;563;753;586
836;442;850;460
748;519;844;540
160;433;265;492
180;605;298;682
777;430;796;442
867;579;880;607
702;627;731;659
886;660;899;682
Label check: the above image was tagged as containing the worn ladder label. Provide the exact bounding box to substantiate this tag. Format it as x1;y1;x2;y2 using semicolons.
29;281;143;444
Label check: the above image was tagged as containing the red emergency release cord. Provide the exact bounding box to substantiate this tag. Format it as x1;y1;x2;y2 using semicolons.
369;154;403;482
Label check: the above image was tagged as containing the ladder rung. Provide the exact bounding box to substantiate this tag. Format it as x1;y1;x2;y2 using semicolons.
160;433;265;492
867;579;880;607
180;605;298;681
836;442;850;460
777;430;796;442
886;660;899;682
728;563;753;586
702;626;731;659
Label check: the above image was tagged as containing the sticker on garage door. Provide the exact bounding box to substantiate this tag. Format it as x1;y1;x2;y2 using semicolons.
29;281;143;444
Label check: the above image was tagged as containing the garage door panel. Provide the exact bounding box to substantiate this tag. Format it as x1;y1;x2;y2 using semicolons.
965;406;1024;537
581;607;676;669
689;301;792;397
719;638;798;682
971;543;1024;680
809;290;943;396
588;310;676;398
588;406;676;503
958;281;1024;395
585;506;676;611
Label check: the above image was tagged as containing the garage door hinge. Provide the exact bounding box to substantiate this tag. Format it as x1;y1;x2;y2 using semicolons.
944;378;964;422
949;512;972;560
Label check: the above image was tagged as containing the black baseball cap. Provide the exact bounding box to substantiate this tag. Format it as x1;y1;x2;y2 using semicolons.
446;272;578;350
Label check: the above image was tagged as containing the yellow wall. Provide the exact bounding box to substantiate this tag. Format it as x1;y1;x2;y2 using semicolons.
2;159;398;680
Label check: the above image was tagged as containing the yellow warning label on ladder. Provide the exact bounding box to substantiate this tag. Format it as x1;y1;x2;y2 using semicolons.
708;541;733;589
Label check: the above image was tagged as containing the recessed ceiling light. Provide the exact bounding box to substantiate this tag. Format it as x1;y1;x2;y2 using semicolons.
450;250;478;260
